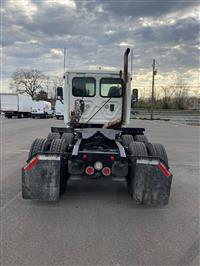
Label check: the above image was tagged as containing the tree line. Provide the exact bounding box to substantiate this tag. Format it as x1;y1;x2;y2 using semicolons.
10;68;199;110
10;69;63;103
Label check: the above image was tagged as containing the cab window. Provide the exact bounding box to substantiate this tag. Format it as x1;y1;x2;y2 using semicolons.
72;77;96;97
100;78;122;97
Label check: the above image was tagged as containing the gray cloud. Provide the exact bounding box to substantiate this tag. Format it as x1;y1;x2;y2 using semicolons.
2;0;199;91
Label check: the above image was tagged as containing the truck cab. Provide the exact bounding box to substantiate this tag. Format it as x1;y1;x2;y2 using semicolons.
63;70;131;127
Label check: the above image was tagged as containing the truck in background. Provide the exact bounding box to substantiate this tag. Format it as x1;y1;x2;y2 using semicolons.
55;99;64;119
31;100;53;119
0;93;32;118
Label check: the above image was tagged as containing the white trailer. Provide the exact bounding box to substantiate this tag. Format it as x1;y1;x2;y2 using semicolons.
31;100;53;118
55;99;64;119
0;93;32;118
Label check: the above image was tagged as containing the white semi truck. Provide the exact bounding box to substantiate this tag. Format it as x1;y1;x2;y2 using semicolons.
0;93;32;118
22;48;173;205
31;100;53;118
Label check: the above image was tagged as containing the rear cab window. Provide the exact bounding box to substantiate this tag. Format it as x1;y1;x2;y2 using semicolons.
72;77;96;97
100;78;123;98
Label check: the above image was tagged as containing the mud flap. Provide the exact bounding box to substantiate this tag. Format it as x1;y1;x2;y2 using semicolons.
132;158;173;205
22;154;61;201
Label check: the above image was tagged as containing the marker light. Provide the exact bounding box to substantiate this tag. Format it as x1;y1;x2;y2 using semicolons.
94;161;103;171
82;154;88;160
110;155;116;161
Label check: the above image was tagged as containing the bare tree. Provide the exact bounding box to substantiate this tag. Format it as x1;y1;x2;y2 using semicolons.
11;69;45;99
161;85;176;109
173;80;188;109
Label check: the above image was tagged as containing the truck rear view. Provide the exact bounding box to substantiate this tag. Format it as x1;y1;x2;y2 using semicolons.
22;48;173;206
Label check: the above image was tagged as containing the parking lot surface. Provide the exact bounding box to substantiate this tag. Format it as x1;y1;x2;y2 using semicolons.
1;116;199;265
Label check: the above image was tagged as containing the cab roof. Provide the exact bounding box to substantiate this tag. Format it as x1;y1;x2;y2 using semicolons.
65;70;122;76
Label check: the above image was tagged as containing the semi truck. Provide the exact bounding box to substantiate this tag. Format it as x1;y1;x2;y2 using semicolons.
22;48;173;205
31;100;53;118
0;93;32;118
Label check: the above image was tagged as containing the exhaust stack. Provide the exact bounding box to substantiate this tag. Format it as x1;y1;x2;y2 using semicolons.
123;48;130;84
121;48;130;125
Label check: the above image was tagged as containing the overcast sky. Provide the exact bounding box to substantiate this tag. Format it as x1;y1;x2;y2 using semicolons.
1;0;200;96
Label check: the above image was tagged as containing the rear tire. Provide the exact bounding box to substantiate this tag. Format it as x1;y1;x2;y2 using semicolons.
121;134;134;148
146;143;169;168
28;138;46;159
61;133;74;146
134;134;148;144
49;139;69;195
127;142;148;196
47;132;60;140
128;141;148;156
50;139;68;153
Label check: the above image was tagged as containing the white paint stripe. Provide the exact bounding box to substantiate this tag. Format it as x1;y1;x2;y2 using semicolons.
136;159;159;165
0;192;21;211
38;155;60;161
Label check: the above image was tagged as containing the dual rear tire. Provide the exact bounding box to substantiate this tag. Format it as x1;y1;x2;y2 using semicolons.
28;133;74;195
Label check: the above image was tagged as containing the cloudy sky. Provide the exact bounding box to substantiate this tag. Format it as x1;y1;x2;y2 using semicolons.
1;0;200;96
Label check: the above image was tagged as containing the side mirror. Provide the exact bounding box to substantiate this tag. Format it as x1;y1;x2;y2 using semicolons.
56;87;63;99
131;89;138;103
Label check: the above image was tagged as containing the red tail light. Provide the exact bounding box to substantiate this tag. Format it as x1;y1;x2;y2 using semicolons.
85;166;94;175
110;155;116;161
82;154;88;160
102;167;111;176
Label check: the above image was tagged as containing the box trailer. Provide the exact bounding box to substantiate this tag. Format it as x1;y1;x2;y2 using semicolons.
31;100;53;118
0;93;32;118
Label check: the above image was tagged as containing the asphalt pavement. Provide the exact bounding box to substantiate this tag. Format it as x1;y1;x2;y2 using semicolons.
0;116;199;266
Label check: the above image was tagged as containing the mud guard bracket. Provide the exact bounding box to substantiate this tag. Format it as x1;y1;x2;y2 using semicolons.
22;154;61;201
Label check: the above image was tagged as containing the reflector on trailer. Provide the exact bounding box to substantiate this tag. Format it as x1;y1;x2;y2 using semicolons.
24;155;39;172
85;166;94;175
157;162;171;177
102;167;111;176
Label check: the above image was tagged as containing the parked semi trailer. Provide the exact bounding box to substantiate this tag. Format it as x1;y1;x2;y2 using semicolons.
0;93;32;118
31;100;53;118
22;48;173;205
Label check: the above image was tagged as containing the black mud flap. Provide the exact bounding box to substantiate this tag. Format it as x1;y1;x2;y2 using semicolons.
22;154;61;201
133;158;173;205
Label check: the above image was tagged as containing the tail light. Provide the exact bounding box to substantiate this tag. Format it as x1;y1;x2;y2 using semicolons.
82;154;88;160
102;167;111;176
85;166;94;175
110;155;116;161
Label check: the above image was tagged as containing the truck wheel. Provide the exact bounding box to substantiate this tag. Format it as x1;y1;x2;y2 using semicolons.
134;134;148;144
127;142;148;195
128;141;148;156
121;134;134;148
49;139;68;153
47;132;60;140
146;143;169;168
28;138;46;159
61;133;74;145
50;139;69;194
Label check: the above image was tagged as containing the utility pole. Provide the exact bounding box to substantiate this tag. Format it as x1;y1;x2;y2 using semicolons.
150;59;157;120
